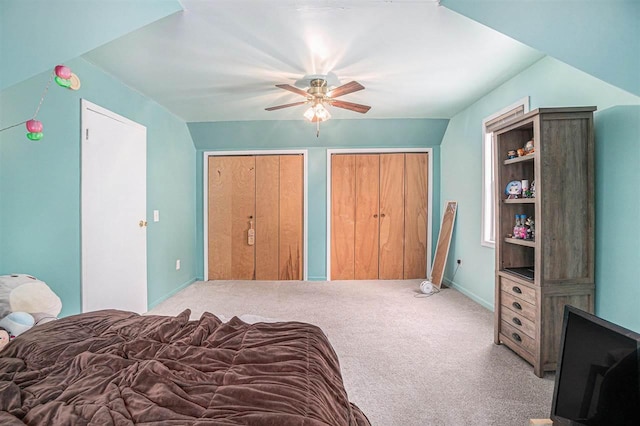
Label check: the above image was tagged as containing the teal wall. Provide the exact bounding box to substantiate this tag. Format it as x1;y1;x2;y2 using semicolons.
442;0;640;97
188;118;449;280
0;0;182;90
440;56;640;331
594;105;640;331
0;57;197;316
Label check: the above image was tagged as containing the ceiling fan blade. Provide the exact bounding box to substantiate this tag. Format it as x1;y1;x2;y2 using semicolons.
265;101;308;111
327;81;364;98
330;99;371;114
275;84;309;97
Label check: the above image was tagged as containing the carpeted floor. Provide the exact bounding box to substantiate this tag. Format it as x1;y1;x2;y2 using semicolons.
148;280;555;425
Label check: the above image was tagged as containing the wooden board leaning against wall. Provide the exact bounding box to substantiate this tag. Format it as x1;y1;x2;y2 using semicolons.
208;154;303;280
331;152;428;280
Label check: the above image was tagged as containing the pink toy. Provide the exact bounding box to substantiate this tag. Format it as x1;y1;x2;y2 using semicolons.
54;65;72;80
26;119;43;133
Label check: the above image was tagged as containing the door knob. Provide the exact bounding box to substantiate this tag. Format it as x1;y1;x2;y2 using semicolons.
139;220;147;227
380;213;386;218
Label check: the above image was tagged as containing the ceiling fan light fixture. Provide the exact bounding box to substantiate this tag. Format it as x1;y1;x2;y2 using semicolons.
303;102;331;122
314;103;331;121
303;106;316;121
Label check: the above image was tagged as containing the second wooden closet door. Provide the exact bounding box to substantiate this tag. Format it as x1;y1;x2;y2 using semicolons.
331;152;428;280
208;155;303;280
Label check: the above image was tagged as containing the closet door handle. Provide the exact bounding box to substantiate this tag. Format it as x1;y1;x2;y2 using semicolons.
249;215;253;219
373;214;378;218
380;213;386;218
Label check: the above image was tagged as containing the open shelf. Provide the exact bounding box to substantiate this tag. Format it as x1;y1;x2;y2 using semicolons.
504;198;535;204
504;153;535;165
505;237;535;247
502;267;535;281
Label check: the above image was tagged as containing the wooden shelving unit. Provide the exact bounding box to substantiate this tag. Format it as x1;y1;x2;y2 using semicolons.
493;107;596;377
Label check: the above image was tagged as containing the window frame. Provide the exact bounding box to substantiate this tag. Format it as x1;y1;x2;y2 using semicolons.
481;96;529;248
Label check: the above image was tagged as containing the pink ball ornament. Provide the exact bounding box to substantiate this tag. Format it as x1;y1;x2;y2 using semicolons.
55;65;72;80
26;119;43;133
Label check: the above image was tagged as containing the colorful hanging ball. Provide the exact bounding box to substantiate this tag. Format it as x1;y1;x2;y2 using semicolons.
54;65;72;80
54;76;71;88
26;119;43;133
26;132;44;141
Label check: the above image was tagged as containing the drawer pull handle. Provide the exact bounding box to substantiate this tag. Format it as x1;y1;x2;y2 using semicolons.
512;333;522;342
512;286;522;294
512;302;522;310
512;317;522;326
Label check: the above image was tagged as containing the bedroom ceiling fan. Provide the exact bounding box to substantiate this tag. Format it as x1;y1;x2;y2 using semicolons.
265;78;371;136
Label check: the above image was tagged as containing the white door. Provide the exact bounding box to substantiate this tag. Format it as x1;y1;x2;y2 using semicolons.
81;100;147;313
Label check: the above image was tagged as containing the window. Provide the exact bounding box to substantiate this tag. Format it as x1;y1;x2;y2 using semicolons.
481;97;529;248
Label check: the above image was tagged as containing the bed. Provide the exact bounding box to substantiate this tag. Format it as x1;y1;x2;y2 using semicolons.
0;309;370;425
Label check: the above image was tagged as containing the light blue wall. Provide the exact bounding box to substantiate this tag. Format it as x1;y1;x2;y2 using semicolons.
594;105;640;331
442;0;640;97
440;56;640;331
0;57;197;316
188;118;449;280
0;0;182;90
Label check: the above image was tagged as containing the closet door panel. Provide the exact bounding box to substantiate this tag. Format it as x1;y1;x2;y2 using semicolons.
256;155;280;280
404;153;428;279
354;154;380;279
279;155;304;280
379;153;405;279
331;155;356;280
209;156;255;279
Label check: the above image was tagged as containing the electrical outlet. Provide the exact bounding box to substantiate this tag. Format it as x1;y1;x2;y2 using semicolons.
456;259;462;265
176;259;181;270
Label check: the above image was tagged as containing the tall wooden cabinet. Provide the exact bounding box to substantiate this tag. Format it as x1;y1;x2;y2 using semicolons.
208;155;303;281
493;107;596;377
331;152;428;280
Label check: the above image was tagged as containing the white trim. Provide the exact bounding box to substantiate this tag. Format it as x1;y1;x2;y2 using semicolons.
326;147;434;281
202;149;309;281
480;96;529;249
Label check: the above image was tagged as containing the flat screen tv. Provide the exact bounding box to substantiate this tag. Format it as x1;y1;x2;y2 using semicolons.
551;305;640;425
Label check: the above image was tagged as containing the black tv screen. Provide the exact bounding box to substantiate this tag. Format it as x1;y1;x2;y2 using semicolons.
551;306;640;425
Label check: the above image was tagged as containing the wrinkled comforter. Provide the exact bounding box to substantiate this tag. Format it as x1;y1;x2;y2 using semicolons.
0;309;370;425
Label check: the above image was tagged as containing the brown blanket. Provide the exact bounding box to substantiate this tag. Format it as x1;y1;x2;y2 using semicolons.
0;310;370;425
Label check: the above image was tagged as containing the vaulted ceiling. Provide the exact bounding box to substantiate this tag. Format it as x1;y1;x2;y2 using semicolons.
82;0;544;122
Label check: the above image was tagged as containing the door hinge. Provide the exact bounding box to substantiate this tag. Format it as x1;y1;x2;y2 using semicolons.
86;128;89;140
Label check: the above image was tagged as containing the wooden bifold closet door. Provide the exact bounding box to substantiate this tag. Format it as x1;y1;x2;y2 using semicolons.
331;152;428;280
208;155;303;280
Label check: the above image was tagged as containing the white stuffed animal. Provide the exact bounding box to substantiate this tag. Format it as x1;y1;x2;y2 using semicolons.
0;274;62;341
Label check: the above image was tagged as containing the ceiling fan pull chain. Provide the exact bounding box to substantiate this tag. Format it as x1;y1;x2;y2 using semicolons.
316;120;320;138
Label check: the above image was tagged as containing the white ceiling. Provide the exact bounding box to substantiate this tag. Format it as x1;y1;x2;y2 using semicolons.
83;0;544;122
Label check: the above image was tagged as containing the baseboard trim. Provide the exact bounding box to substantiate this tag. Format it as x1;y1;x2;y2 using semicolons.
444;277;495;312
307;276;327;281
147;277;197;310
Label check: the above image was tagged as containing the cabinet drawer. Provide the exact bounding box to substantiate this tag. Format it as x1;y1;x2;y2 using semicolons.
501;306;536;339
501;320;536;355
501;290;536;322
500;277;536;305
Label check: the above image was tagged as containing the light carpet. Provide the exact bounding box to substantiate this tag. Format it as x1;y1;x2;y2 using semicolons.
148;280;555;425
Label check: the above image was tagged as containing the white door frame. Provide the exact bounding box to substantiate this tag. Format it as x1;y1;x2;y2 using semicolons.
326;148;434;281
203;150;309;281
80;99;147;312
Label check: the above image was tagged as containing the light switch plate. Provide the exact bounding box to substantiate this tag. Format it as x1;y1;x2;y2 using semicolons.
153;210;159;222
